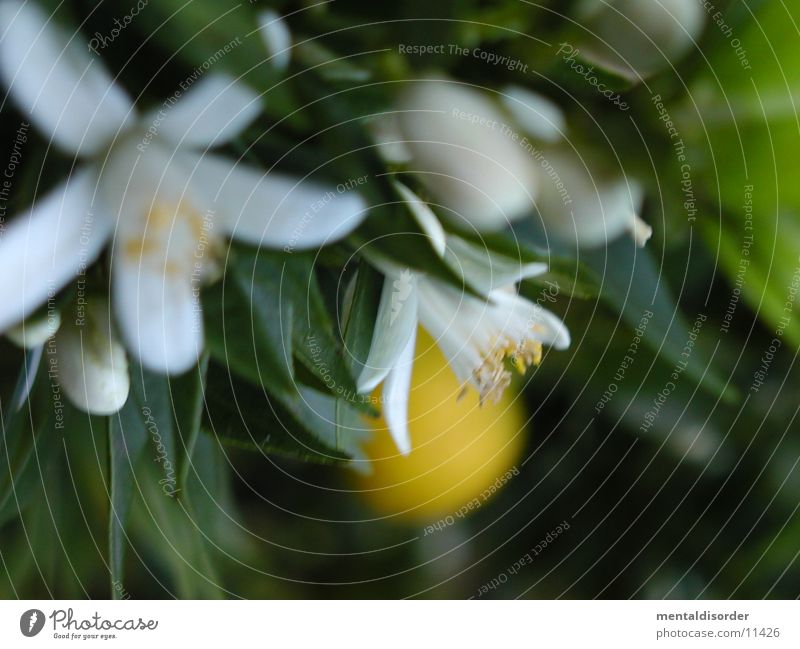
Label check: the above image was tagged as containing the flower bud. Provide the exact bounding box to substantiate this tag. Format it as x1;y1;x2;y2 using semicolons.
577;0;705;81
54;298;130;415
535;146;648;248
394;80;540;231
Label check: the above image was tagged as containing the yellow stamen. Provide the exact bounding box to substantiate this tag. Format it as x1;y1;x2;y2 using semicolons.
123;199;211;277
474;336;544;406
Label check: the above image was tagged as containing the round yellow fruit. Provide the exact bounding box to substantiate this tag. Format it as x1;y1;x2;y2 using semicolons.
357;329;527;522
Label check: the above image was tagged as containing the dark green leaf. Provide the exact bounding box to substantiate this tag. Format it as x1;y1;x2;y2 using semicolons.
282;252;366;409
107;395;149;598
0;351;59;528
583;237;734;401
203;363;351;465
335;263;384;464
204;249;295;398
456;222;601;299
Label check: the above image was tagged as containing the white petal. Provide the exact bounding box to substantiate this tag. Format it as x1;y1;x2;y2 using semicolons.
396;80;540;230
105;144;209;374
142;73;261;149
381;327;417;455
357;272;419;394
391;180;446;256
416;279;484;386
501;86;566;143
7;311;61;348
54;298;129;415
113;244;204;375
179;152;368;249
0;1;134;155
577;0;706;82
366;113;413;164
258;10;292;71
630;213;653;247
535;147;643;248
445;236;547;294
489;289;571;350
416;277;570;402
0;167;112;332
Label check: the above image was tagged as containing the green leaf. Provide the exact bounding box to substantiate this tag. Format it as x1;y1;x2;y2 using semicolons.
209;244;371;414
175;355;210;490
335;264;384;464
204;248;295;399
282;253;366;409
109;360;209;596
677;1;800;348
133;0;264;81
205;245;374;458
0;351;59;528
134;459;225;599
0;348;42;471
530;257;601;301
340;263;383;380
123;360;222;599
583;237;734;401
351;203;475;295
108;396;149;598
203;362;351;465
454;221;601;299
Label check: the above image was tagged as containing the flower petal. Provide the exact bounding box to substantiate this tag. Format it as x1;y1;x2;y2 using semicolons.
392;180;446;257
357;271;419;394
258;10;292;71
7;310;61;349
54;298;129;415
0;167;111;332
112;243;204;375
577;0;706;82
501;86;566;144
381;327;417;455
445;236;547;294
105;144;209;374
142;73;262;150
536;147;644;248
0;1;134;155
396;80;540;230
367;113;413;164
417;277;570;403
178;151;368;249
489;289;571;350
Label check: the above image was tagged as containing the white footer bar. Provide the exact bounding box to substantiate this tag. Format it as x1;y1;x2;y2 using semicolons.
1;600;796;647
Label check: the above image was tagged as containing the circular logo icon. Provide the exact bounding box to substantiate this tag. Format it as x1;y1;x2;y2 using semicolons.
20;609;45;637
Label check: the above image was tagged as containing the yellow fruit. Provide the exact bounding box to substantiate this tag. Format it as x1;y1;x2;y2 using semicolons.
358;329;527;522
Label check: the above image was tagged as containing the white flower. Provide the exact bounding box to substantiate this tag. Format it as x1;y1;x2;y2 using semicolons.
504;85;651;248
392;80;541;231
385;81;650;248
0;1;367;376
577;0;706;82
357;185;569;454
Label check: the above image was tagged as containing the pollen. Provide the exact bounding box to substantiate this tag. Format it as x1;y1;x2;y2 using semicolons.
123;198;210;276
473;337;544;405
515;338;543;369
